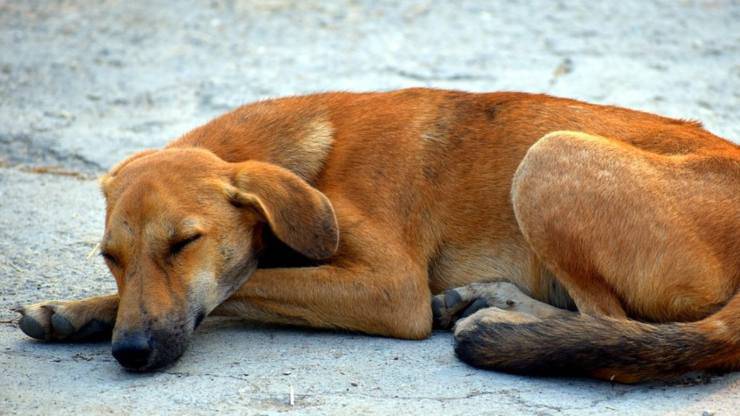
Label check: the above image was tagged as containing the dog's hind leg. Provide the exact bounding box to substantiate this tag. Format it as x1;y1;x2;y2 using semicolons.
17;294;118;341
511;131;738;322
451;131;740;381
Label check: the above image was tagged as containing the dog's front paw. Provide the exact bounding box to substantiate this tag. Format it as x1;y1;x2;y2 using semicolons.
16;300;114;342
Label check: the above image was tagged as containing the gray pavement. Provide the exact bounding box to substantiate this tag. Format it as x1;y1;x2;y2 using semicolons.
1;0;739;414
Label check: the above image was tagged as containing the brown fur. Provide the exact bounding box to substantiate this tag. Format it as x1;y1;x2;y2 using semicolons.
18;88;739;381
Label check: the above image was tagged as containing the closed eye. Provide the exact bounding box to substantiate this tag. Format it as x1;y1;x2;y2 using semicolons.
170;233;202;256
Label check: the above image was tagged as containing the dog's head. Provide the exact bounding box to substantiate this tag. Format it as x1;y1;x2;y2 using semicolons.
99;147;338;370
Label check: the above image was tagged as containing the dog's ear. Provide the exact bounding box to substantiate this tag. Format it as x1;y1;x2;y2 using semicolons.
99;149;158;199
225;161;339;260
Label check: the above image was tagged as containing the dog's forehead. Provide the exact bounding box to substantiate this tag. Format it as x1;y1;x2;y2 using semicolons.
104;150;228;201
118;153;214;182
104;168;219;234
105;180;169;230
108;147;224;183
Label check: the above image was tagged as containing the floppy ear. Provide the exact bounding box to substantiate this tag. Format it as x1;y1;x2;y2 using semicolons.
227;161;339;260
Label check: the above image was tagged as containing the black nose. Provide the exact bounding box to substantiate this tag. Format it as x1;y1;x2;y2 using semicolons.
112;332;153;369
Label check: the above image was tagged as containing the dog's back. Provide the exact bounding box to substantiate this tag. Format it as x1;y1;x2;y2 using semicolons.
174;88;737;303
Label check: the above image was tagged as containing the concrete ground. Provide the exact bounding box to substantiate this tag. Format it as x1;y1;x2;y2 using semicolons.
1;0;738;414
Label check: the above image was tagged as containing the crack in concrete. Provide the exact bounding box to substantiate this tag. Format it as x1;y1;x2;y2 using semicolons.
0;133;105;175
246;388;579;412
0;161;97;180
162;370;253;383
157;371;583;410
172;373;634;412
0;348;111;362
383;66;498;82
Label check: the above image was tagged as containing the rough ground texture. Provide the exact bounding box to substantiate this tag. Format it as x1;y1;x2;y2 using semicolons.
1;0;738;414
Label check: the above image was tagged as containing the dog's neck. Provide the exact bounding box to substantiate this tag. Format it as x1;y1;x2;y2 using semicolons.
168;97;336;184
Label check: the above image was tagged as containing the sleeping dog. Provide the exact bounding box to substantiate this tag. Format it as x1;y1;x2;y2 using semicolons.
18;88;740;382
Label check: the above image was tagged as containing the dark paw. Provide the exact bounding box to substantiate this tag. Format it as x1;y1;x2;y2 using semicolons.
17;302;113;342
433;287;490;329
19;313;49;340
432;282;525;329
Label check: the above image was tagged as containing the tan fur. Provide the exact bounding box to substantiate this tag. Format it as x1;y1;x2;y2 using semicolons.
18;88;739;380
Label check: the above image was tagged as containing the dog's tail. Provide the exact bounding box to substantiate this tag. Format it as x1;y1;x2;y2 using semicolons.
454;292;740;383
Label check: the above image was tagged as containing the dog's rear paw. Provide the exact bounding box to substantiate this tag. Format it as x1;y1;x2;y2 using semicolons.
432;281;567;329
432;282;519;329
17;301;113;342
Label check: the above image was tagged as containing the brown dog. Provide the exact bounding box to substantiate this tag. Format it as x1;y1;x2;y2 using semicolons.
17;89;739;382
